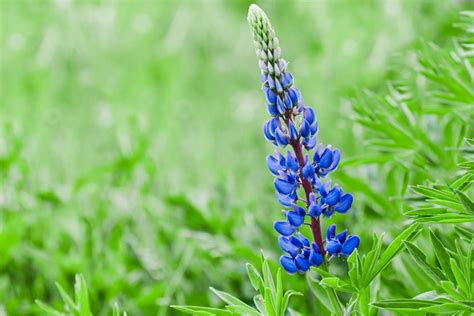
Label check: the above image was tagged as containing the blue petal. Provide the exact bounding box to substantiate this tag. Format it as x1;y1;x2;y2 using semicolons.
295;254;310;272
301;163;314;180
281;72;293;88
313;144;323;162
289;235;303;248
318;148;333;169
265;87;276;105
288;190;298;201
319;181;332;197
335;230;347;244
292;204;306;217
341;236;360;257
325;188;341;206
276;151;286;169
279;59;287;72
275;79;283;93
300;119;311;138
274;178;294;195
312;176;322;190
288;87;299;105
266;103;279;117
284;92;293;109
270;118;280;134
325;240;341;255
289;122;298;140
303;136;317;150
325;207;334;218
275;128;289;147
267;76;275;89
266;155;280;175
309;249;323;267
280;255;298;274
287;210;304;227
310;120;318;135
297;232;310;247
303;248;311;259
260;73;267;83
326;224;337;240
303;107;316;125
263;121;275;142
329;149;340;171
286;152;299;172
276;192;293;207
311;242;321;253
276;95;286;114
274;221;296;236
335;193;353;214
308;202;322;217
278;236;299;257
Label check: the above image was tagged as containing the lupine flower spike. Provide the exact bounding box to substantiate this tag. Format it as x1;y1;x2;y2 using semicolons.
247;4;359;274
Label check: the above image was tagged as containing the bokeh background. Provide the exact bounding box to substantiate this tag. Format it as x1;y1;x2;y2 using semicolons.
0;0;471;314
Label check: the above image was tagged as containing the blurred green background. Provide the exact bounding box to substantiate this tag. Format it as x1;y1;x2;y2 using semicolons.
0;0;471;314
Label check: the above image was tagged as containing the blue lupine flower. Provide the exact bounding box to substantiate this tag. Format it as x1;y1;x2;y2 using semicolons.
313;145;341;177
278;233;322;274
248;4;358;274
302;181;354;218
325;224;360;257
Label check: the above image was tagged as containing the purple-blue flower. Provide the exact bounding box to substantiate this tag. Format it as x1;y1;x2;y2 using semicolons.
278;234;322;274
325;224;360;257
248;4;358;274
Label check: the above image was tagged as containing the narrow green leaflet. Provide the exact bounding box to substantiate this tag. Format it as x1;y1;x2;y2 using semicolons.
403;241;445;282
366;223;422;284
455;190;474;213
35;274;94;316
170;306;232;316
430;229;456;283
372;299;473;313
246;263;264;294
210;287;253;307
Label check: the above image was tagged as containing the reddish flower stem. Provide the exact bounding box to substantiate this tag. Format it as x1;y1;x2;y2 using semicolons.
289;138;325;255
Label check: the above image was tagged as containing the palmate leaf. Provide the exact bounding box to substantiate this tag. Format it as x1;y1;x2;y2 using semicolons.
405;165;474;223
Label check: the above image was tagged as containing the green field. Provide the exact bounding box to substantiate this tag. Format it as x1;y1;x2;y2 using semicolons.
1;1;473;315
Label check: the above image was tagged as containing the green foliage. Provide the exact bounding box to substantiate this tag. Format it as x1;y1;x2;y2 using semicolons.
373;230;473;314
342;9;474;316
171;253;301;316
1;1;473;315
35;274;126;316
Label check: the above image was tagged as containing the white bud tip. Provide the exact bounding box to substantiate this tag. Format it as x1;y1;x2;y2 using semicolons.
248;4;263;17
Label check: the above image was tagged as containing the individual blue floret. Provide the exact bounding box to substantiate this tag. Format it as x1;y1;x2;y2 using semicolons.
279;234;322;274
325;224;360;257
